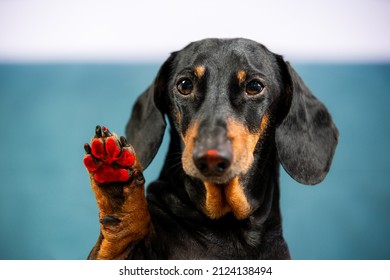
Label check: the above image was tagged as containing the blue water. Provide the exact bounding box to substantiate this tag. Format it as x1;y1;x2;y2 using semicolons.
0;63;389;260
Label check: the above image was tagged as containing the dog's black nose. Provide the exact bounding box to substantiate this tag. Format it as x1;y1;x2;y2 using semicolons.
193;149;232;177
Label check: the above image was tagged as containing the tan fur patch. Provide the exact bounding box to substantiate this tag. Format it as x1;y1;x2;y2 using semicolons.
175;111;181;125
204;177;251;220
97;184;150;259
260;112;269;132
88;142;150;260
225;177;251;219
202;114;270;219
237;70;247;84
181;114;270;220
227;113;270;171
194;65;206;79
226;120;257;174
181;120;200;175
204;182;231;219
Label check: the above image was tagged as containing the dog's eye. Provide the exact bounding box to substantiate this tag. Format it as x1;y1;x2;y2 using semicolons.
177;78;194;95
246;80;264;95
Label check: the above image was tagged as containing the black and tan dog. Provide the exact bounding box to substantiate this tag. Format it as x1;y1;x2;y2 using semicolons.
83;38;338;259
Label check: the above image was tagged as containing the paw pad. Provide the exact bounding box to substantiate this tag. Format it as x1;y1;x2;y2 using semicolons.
83;126;136;184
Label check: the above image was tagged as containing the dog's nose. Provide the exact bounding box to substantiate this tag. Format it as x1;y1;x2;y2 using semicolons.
193;149;232;177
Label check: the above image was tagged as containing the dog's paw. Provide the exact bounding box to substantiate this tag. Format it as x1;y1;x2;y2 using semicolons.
83;125;138;184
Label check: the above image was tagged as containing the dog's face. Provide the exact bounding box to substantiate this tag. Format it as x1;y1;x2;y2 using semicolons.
166;39;284;185
126;38;338;220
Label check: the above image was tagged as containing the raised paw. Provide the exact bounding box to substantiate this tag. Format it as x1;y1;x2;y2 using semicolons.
83;125;138;184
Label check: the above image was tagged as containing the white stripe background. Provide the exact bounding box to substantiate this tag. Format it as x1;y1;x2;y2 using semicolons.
1;0;389;62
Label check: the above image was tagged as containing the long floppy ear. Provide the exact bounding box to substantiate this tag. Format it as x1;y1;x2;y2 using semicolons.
275;62;339;185
125;54;175;169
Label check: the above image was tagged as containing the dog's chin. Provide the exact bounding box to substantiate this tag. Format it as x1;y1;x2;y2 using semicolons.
182;161;243;185
202;176;233;186
188;170;238;186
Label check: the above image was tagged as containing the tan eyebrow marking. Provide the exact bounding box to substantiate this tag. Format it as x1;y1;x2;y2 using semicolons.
237;70;246;84
194;65;206;78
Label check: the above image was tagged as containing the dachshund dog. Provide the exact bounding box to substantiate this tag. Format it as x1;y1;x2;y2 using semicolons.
83;38;338;259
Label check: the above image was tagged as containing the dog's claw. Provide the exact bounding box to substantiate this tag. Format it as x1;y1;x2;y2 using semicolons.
95;125;102;138
102;126;112;137
84;143;91;154
134;171;145;185
120;136;129;147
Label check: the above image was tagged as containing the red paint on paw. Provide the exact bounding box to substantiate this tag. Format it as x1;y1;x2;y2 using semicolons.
93;165;130;184
83;155;99;172
117;148;135;167
91;138;105;159
83;128;137;184
105;137;121;158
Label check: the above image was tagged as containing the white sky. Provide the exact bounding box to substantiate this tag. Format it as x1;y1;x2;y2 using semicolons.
0;0;389;62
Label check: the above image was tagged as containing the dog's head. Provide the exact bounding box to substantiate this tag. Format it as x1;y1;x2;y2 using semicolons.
126;38;338;218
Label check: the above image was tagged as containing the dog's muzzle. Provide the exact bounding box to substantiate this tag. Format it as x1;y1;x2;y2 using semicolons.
192;138;233;178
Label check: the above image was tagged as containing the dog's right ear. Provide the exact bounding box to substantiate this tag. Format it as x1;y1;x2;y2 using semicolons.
126;53;176;169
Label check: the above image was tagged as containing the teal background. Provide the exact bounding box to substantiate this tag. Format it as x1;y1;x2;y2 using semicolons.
0;63;389;259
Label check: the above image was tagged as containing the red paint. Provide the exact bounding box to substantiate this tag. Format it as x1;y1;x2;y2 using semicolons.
205;149;219;157
117;148;135;167
83;155;99;172
91;138;105;159
105;137;121;158
93;165;129;184
83;134;136;184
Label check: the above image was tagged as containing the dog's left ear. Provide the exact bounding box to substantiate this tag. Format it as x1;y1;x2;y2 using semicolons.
125;54;176;169
275;62;339;185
